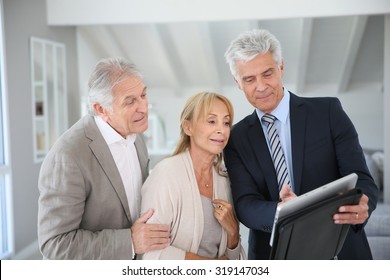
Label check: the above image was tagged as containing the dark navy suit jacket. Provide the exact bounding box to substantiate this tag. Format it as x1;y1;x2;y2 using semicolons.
224;92;378;259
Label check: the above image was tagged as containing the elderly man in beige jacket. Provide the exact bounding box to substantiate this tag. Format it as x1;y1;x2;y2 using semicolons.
38;57;170;259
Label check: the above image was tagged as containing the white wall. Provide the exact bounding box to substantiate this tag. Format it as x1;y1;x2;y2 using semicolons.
3;0;79;258
339;89;383;150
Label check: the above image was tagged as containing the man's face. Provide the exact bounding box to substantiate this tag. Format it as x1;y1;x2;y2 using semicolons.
97;76;148;137
234;52;284;114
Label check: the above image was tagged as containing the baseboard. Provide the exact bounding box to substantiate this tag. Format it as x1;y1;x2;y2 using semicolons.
11;240;41;260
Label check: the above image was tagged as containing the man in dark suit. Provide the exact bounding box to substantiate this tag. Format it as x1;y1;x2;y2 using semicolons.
223;29;378;260
38;57;170;259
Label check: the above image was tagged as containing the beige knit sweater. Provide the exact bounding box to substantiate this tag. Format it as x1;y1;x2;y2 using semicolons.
138;150;241;260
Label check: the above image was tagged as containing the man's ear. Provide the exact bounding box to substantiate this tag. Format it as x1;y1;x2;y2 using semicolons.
280;60;285;77
93;103;109;121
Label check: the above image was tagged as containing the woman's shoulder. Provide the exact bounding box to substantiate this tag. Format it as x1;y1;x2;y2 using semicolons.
151;153;185;173
143;153;189;195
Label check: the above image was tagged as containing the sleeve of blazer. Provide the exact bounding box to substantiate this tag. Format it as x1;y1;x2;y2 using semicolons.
38;150;133;260
298;96;379;230
329;98;378;222
37;117;135;260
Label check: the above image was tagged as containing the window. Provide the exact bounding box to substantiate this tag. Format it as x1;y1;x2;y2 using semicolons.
0;2;13;259
30;37;67;162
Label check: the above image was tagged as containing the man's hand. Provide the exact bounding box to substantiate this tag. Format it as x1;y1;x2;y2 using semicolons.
277;184;297;206
333;194;369;225
131;209;170;254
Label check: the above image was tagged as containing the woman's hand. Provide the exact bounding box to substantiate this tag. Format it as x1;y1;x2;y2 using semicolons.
213;199;239;249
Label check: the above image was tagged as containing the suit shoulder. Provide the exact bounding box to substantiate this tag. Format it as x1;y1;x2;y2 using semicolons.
231;113;255;132
298;95;340;106
294;95;343;114
42;117;98;164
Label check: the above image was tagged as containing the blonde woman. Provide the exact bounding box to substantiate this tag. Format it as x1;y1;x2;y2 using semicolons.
138;92;242;260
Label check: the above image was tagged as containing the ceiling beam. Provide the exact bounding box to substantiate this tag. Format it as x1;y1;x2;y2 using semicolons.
99;26;129;58
337;16;368;93
208;20;258;87
47;0;390;25
150;24;183;91
78;26;129;59
295;18;313;93
77;26;109;58
106;24;181;90
197;23;221;90
163;22;220;88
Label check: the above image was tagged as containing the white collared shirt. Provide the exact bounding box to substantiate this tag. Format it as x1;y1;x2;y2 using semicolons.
256;87;294;191
94;116;142;223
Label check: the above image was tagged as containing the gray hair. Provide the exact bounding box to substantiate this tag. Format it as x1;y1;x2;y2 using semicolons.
87;57;142;116
224;29;283;77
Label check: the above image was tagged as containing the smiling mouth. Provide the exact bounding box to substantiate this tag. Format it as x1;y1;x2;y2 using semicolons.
134;115;146;122
211;139;225;144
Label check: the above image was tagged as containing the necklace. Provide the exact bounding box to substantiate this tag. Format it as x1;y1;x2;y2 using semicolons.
194;168;212;188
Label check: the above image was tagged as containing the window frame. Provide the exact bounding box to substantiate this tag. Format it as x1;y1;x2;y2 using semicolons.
0;0;14;259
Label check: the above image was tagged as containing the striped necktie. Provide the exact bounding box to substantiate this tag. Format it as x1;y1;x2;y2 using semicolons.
262;113;290;190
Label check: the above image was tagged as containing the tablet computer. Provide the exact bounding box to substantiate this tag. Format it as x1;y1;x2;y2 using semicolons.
269;173;358;246
269;187;362;259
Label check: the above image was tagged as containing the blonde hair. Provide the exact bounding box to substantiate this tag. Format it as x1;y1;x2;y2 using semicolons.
172;92;234;175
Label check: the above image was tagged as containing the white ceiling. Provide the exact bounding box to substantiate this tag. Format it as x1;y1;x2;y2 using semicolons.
46;0;389;96
77;15;385;95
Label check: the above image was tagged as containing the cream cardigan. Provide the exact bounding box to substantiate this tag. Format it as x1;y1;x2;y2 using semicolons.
139;150;241;260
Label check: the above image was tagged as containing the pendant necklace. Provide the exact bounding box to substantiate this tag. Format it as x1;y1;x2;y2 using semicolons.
195;168;211;188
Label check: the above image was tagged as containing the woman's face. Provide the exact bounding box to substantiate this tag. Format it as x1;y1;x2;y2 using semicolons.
186;99;232;158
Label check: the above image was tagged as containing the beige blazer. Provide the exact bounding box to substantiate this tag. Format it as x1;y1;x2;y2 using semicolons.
139;150;241;260
37;115;149;259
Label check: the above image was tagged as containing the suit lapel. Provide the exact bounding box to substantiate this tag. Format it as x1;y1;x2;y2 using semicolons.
247;111;280;200
83;116;133;224
289;93;306;195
